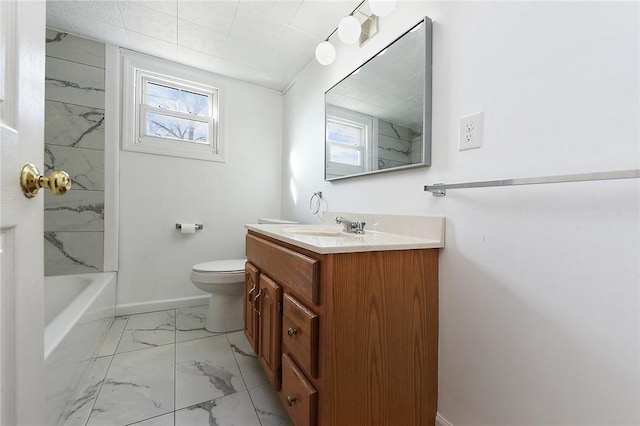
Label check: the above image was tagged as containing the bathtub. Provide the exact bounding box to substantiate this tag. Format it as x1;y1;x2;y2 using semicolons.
44;272;117;426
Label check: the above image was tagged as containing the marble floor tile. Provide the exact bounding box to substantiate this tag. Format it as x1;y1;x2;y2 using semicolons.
227;330;269;389
129;412;174;426
116;310;175;353
61;356;111;426
176;305;219;343
174;391;260;426
248;383;293;426
97;316;128;357
175;334;246;410
87;345;174;426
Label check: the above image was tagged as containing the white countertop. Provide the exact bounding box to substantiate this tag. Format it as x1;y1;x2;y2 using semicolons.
246;213;445;254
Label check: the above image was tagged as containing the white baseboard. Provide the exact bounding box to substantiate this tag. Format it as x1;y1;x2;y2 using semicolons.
116;295;210;316
436;412;454;426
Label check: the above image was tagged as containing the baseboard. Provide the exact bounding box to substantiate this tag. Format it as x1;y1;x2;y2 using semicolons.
115;295;209;316
436;412;454;426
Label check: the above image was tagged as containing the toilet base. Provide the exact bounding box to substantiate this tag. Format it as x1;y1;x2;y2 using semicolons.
204;291;244;333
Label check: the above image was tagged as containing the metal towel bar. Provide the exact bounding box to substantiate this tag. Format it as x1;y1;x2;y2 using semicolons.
424;169;640;196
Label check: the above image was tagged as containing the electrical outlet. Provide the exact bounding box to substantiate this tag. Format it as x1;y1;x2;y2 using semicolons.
458;112;484;151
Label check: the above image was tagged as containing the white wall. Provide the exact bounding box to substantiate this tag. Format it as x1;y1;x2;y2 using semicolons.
118;71;283;311
282;2;639;425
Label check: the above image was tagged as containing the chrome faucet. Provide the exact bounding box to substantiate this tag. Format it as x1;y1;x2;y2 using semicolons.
335;216;366;234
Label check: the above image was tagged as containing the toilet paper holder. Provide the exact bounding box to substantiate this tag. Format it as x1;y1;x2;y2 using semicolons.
175;223;204;231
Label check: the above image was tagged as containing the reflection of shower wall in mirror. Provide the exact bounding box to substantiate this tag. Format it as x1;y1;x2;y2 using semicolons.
377;120;412;170
410;134;423;163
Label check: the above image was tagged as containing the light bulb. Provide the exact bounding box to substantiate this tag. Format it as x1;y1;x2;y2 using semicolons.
369;0;396;17
315;41;336;65
338;15;361;45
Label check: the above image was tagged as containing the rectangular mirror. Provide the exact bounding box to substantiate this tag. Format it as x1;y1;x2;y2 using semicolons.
325;17;432;181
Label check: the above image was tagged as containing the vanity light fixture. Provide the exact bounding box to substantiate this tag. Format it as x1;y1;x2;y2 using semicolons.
338;15;361;44
314;0;394;66
369;0;396;17
315;41;337;65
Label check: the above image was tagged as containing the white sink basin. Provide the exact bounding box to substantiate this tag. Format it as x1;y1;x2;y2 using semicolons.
281;225;345;237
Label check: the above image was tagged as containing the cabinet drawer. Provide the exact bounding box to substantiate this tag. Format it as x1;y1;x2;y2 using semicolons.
281;353;317;426
246;234;319;305
282;293;318;378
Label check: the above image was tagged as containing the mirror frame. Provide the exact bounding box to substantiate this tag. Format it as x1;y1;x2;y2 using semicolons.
324;16;433;181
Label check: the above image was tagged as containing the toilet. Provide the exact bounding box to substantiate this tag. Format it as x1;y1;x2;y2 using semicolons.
190;218;297;333
190;259;246;332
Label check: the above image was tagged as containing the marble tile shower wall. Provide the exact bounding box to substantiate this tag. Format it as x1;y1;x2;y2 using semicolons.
44;30;106;276
377;119;419;170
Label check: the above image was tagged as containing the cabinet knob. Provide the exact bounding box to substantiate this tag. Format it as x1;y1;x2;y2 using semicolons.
287;395;297;406
287;327;297;338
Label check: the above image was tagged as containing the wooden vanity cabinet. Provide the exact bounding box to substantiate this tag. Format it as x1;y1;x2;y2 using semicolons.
245;231;439;426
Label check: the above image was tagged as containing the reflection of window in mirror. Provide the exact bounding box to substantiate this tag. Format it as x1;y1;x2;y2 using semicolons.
325;105;373;179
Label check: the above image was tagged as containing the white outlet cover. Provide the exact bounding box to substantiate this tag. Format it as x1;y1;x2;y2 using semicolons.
458;112;484;151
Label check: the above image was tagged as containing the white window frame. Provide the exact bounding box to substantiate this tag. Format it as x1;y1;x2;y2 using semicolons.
121;49;226;162
325;105;373;177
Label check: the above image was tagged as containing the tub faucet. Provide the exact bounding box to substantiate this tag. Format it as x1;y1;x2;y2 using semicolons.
335;216;366;234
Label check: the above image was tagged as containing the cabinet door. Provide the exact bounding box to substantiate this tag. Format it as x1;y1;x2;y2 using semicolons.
257;274;282;390
244;262;260;353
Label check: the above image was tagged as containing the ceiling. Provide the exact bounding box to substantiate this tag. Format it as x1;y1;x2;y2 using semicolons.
46;0;362;92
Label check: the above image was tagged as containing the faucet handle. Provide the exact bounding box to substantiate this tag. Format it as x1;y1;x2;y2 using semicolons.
352;221;366;234
335;216;366;234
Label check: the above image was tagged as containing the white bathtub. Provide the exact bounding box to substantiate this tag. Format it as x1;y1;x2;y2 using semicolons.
44;272;117;426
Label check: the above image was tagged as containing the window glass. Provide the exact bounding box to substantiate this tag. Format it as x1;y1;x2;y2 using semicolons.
145;82;210;117
326;118;366;166
327;121;361;146
330;144;361;166
144;111;209;144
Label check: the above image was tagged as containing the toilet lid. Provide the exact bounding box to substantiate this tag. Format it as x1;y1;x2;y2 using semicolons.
193;259;246;273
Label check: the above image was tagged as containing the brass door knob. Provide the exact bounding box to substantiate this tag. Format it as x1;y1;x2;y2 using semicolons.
20;163;71;198
287;327;297;338
287;395;297;406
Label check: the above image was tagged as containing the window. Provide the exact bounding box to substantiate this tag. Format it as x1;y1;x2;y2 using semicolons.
325;105;373;178
121;50;225;162
326;118;365;166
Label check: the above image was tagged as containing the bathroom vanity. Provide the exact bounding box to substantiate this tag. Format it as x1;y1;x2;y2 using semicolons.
244;214;444;426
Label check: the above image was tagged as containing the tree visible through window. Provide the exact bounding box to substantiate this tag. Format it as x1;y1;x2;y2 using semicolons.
142;79;213;145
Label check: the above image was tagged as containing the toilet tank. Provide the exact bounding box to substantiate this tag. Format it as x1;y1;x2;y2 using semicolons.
257;218;298;224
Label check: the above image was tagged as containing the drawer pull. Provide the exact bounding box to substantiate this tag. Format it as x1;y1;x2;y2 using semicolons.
287;395;297;406
287;327;298;338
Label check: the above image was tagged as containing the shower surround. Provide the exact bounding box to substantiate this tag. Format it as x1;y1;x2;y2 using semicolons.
44;30;105;276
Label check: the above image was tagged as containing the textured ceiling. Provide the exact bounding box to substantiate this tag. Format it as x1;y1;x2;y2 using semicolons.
46;0;361;92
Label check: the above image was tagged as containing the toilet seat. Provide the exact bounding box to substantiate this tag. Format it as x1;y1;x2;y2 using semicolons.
191;259;246;285
193;259;246;273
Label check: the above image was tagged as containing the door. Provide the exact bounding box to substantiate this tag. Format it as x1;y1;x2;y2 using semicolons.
0;1;47;425
244;262;259;352
257;274;282;390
